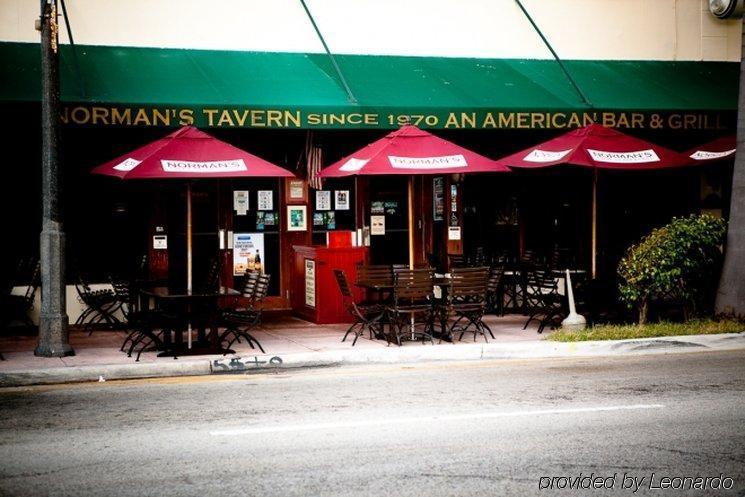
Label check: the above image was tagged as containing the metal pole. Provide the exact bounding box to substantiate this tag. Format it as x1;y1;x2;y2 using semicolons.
59;0;86;97
408;176;415;269
186;182;193;349
298;0;357;104
35;0;73;357
187;182;193;295
513;0;592;108
591;169;597;279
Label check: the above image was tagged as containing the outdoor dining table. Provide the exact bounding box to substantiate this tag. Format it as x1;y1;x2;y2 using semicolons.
139;286;240;357
355;276;453;341
500;269;525;313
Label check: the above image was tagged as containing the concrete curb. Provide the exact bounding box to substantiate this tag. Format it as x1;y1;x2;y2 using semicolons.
2;332;744;387
0;360;211;388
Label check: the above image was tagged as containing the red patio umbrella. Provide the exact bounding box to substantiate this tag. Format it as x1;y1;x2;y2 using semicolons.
320;125;510;176
92;126;294;298
495;123;693;278
319;125;510;267
685;135;736;162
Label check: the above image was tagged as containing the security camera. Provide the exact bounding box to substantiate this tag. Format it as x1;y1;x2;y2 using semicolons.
709;0;745;18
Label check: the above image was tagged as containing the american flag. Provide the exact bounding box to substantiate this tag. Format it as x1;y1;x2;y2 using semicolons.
300;131;323;190
308;146;323;190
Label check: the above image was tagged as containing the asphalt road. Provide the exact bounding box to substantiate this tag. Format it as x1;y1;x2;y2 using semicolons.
1;351;744;497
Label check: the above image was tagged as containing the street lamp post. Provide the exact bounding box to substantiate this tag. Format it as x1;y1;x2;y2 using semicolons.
35;0;73;357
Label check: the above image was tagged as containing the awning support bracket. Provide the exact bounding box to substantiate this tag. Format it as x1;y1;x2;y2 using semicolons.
514;0;592;108
299;0;358;104
59;0;87;98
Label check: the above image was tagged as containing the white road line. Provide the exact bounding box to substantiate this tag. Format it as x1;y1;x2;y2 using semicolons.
209;404;664;436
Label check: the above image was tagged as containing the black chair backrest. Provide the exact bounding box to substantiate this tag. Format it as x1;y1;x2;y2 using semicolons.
470;247;488;267
451;266;489;301
202;257;222;292
526;267;557;291
24;262;41;303
241;270;260;299
253;274;271;302
448;254;466;269
75;274;93;297
521;249;540;264
393;268;434;303
487;265;504;293
334;269;354;299
356;264;393;285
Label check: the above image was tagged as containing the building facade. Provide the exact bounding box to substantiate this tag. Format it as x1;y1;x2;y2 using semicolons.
0;0;739;315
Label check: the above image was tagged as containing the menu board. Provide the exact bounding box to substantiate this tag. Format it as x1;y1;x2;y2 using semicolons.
305;259;316;307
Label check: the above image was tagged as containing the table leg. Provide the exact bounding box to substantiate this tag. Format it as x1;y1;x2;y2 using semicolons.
439;306;451;342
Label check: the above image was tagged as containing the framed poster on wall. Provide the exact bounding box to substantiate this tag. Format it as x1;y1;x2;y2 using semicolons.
233;190;249;215
315;190;331;211
287;205;308;231
335;190;350;210
233;233;265;275
257;190;273;211
285;179;307;204
371;215;385;235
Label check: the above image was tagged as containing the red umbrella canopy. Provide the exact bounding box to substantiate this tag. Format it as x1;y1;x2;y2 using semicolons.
685;135;736;162
497;124;692;170
319;125;510;177
91;126;294;179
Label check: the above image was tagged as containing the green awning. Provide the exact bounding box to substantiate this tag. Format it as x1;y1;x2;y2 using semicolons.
0;42;737;129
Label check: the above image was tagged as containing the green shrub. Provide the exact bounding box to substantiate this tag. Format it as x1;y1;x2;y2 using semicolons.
618;214;726;324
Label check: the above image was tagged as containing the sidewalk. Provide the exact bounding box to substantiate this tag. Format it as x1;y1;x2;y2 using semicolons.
1;314;744;387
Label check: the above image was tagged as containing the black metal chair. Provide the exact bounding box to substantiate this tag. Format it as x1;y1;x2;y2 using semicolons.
74;275;121;335
356;264;395;304
448;254;466;269
198;257;222;293
219;273;270;353
120;309;172;361
387;268;436;346
356;264;394;285
523;267;563;333
447;267;490;342
0;259;40;331
485;265;505;318
109;277;132;321
335;269;384;346
469;247;488;267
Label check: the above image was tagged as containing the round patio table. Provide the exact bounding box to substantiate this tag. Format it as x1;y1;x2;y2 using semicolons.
140;286;240;358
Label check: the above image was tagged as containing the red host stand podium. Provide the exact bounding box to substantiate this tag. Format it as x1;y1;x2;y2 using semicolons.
292;244;368;324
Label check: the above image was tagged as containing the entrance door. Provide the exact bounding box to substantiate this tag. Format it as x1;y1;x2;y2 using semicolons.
367;176;409;265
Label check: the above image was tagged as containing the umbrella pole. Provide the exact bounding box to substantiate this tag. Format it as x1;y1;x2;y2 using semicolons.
408;177;416;337
186;181;193;349
591;169;597;280
408;176;415;269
